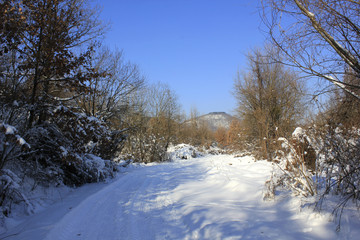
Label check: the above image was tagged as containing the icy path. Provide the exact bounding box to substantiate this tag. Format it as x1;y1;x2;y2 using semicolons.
2;155;339;240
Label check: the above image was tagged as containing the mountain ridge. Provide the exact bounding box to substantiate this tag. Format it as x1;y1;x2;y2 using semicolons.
196;112;235;132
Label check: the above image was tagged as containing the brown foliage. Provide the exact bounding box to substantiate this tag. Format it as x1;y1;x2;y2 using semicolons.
326;70;360;128
233;47;305;159
214;127;227;148
291;138;316;171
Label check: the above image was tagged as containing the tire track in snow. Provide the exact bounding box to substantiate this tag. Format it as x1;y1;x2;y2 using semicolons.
126;173;154;240
43;172;140;240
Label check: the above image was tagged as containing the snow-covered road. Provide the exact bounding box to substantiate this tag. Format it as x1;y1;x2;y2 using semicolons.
2;155;340;239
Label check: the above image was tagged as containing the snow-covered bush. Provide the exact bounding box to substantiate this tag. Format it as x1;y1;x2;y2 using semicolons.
0;101;27;130
82;154;117;182
21;107;120;186
123;133;169;163
54;106;126;159
314;126;360;204
264;128;317;200
0;169;34;219
0;122;30;169
291;125;360;201
203;145;228;155
291;127;317;171
272;135;317;197
265;125;360;229
167;144;203;161
52;106;110;155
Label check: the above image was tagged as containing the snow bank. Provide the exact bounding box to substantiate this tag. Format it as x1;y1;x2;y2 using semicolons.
167;144;229;161
83;154;115;182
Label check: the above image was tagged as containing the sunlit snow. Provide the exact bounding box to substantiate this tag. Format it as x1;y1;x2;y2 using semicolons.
1;154;359;240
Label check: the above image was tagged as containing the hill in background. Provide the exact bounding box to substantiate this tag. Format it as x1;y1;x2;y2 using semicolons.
195;112;235;132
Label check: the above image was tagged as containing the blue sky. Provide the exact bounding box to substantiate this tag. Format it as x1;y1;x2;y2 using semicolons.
94;0;265;115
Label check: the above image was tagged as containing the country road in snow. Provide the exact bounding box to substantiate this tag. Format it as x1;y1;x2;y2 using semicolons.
1;155;341;240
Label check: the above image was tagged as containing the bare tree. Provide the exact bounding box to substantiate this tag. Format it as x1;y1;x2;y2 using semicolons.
214;127;227;148
261;0;360;100
226;118;245;151
121;83;181;162
177;107;215;147
233;47;305;159
145;82;181;150
78;48;145;124
325;69;360;127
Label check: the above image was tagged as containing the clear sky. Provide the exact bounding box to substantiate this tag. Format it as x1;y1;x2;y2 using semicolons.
93;0;265;115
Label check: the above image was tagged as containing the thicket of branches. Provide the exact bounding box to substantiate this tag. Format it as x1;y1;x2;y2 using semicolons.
176;107;215;148
121;83;181;163
261;0;360;100
258;0;360;230
233;47;305;159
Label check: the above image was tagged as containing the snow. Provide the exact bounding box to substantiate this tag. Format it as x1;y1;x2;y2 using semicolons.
325;75;360;100
0;123;30;148
59;146;68;157
167;144;202;160
15;135;29;148
1;154;359;239
4;124;16;135
292;127;305;139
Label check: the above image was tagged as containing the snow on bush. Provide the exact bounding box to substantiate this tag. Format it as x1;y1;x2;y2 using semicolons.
167;144;203;161
0;122;30;155
314;127;360;207
0;107;121;225
19;106;122;186
0;169;34;222
264;125;360;231
0;122;30;176
83;154;116;182
203;145;228;155
267;135;317;198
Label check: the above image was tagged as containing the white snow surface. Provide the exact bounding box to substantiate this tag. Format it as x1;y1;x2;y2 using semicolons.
1;154;358;240
292;127;305;139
